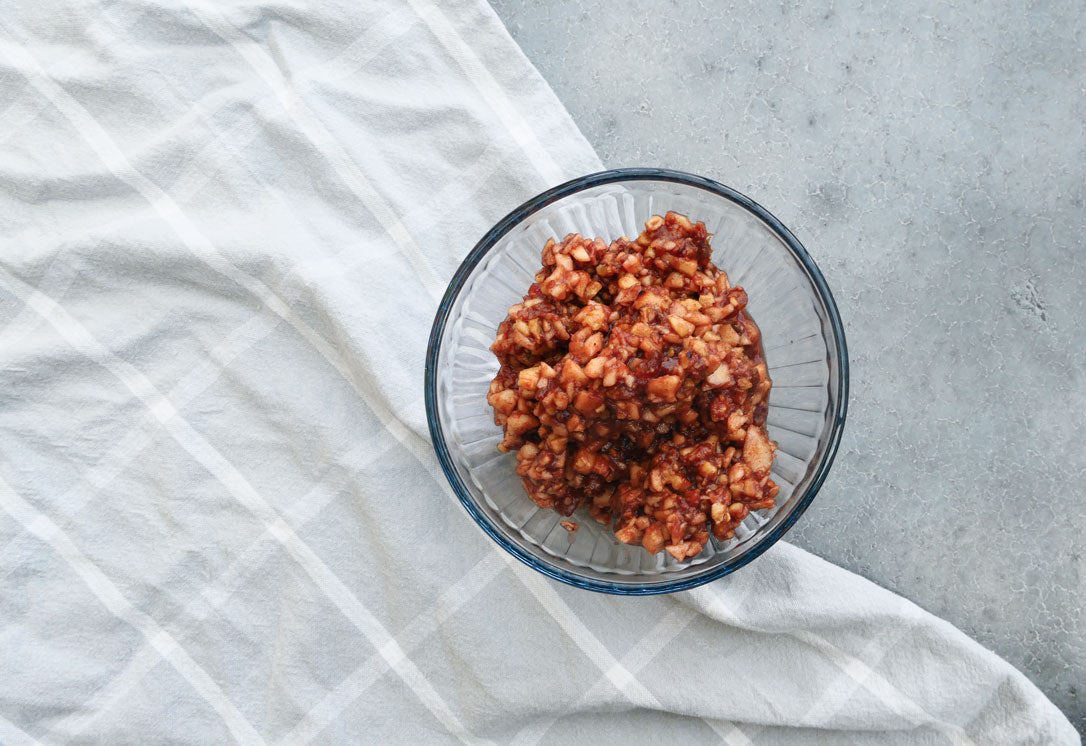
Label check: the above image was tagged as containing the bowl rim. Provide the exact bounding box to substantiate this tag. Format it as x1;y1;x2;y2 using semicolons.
424;167;849;595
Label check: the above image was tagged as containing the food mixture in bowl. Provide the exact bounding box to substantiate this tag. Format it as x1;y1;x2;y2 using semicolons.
486;212;778;561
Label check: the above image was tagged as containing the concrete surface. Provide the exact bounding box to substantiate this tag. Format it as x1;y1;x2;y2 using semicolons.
490;0;1085;730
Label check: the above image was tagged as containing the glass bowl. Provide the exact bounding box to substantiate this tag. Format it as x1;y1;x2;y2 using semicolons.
425;168;848;594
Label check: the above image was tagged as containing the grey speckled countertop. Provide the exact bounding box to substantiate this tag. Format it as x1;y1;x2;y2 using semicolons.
490;0;1085;730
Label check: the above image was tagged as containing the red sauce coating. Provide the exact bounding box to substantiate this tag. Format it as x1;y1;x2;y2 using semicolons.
487;212;778;561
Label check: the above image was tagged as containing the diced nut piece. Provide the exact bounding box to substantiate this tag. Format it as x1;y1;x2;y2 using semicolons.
573;448;597;474
574;303;608;331
642;524;665;554
668;314;695;337
729;462;748;482
569;328;603;362
489;389;517;415
710;502;726;524
720;326;741;345
584;356;607;379
574;390;605;415
727;411;749;435
505;412;538;436
674;258;699;276
710;394;731;421
668;473;690;490
614;400;640;420
706;364;732;387
743;426;775;474
649;468;665;493
742;480;763;498
646;375;681;402
518;366;541;391
615;524;642;545
546;434;568;453
633;288;668;309
665;541;694;561
582;332;604;358
560;359;588;386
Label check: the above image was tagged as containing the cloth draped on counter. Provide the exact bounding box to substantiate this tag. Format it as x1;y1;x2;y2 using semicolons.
0;0;1076;743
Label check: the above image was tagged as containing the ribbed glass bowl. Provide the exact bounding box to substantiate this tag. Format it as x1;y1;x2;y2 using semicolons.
425;168;847;594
